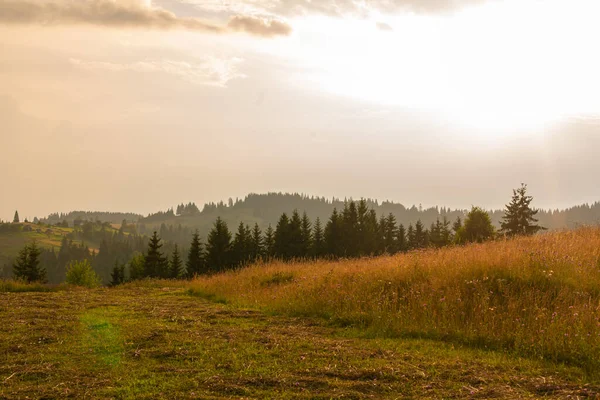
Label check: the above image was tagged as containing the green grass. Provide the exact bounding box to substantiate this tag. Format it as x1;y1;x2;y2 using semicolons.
1;283;598;398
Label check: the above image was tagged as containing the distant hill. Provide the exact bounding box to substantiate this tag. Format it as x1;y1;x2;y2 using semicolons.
135;193;600;240
29;192;600;243
41;211;143;226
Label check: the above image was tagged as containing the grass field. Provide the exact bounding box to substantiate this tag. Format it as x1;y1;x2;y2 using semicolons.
1;283;598;399
2;228;600;398
190;227;600;375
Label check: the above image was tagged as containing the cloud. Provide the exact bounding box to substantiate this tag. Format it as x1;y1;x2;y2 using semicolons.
178;0;489;17
0;0;291;37
376;22;393;31
70;57;246;87
228;15;292;37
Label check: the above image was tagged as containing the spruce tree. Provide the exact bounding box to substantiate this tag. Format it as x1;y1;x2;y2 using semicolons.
414;220;426;249
143;232;168;278
312;217;325;258
300;212;313;257
169;245;183;279
500;184;545;236
397;224;407;252
288;210;304;258
13;210;19;224
263;224;275;258
12;245;30;281
250;223;264;261
407;224;416;250
186;231;205;278
384;213;397;253
13;242;45;283
205;217;232;272
325;209;343;257
110;261;125;286
274;213;291;259
232;222;252;266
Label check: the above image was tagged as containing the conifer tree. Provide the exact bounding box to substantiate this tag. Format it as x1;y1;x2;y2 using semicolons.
414;220;426;249
300;212;313;257
341;201;359;257
169;245;183;279
250;223;264;261
407;224;416;250
288;210;304;258
143;232;168;278
205;217;232;272
13;210;19;224
110;261;125;286
232;222;252;266
13;241;45;283
397;224;407;252
500;184;545;236
263;224;275;258
312;217;325;258
384;213;397;253
186;231;205;278
274;213;291;259
325;208;343;257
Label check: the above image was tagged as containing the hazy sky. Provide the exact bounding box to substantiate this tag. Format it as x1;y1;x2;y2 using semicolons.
1;0;600;221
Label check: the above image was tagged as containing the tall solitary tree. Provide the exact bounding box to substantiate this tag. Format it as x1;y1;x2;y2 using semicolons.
186;231;205;278
143;232;168;278
13;210;19;224
500;184;545;236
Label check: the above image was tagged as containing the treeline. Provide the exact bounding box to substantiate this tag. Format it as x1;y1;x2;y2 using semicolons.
41;211;143;226
122;185;542;282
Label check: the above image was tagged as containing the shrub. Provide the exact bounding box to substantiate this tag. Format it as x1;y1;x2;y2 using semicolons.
66;260;101;288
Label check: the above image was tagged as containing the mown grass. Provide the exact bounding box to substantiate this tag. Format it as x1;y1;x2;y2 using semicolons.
190;227;600;374
1;284;597;398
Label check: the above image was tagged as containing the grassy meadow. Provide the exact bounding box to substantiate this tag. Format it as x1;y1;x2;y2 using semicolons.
190;227;600;373
2;227;600;398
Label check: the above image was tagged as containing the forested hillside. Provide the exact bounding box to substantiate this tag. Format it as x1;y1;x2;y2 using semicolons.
136;193;600;239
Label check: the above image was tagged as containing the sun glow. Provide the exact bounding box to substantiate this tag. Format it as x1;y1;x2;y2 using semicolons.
279;0;600;135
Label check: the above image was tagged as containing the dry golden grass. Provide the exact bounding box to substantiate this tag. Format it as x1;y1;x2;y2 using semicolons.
190;227;600;373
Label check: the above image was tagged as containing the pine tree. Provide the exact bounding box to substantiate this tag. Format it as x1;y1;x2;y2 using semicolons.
169;245;183;279
274;213;291;259
264;224;275;258
325;208;343;257
407;224;416;250
288;210;304;258
312;217;325;258
384;213;397;253
110;261;126;286
205;217;232;272
250;223;264;261
26;241;44;282
414;220;426;249
397;224;407;252
13;242;45;283
13;210;19;224
232;222;252;266
143;232;168;278
186;231;205;278
500;184;545;236
300;212;313;257
12;245;30;281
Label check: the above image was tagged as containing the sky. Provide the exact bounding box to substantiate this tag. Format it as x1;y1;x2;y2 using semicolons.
1;0;600;221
